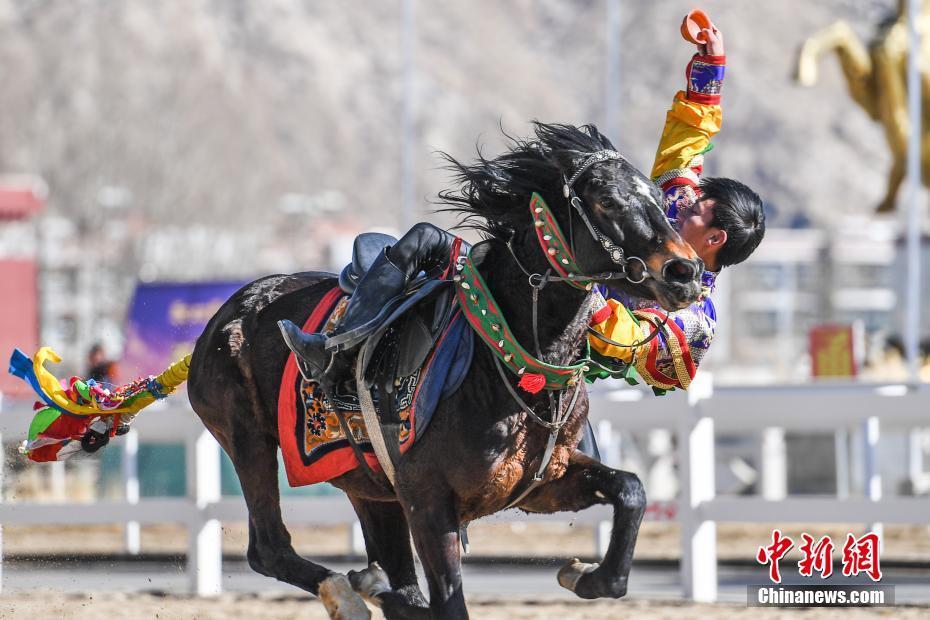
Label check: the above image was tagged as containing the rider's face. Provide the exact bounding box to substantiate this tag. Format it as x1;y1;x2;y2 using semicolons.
679;197;725;270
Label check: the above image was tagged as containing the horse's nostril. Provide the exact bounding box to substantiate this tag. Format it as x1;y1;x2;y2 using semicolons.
663;258;699;283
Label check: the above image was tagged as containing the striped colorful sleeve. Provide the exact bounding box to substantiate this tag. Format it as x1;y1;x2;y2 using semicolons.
650;54;725;219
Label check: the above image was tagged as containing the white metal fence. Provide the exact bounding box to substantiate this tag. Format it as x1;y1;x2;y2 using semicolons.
0;378;928;601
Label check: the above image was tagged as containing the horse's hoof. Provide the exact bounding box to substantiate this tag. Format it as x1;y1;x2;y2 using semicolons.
348;562;392;606
318;573;371;620
557;558;599;594
558;559;629;599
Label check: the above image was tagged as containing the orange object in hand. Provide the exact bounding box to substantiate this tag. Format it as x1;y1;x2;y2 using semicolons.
680;9;714;44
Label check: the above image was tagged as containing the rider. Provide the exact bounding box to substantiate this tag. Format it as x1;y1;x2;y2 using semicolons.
279;16;765;396
587;18;764;391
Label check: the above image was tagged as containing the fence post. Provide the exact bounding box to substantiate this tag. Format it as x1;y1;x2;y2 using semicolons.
761;427;787;500
187;428;222;596
679;374;716;602
594;419;619;557
908;429;930;494
350;521;366;557
50;460;66;500
122;428;140;554
863;416;882;540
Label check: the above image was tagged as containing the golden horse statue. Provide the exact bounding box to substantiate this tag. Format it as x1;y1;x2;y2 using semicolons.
797;0;930;212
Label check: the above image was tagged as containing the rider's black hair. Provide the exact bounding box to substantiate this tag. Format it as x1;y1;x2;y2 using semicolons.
699;177;766;268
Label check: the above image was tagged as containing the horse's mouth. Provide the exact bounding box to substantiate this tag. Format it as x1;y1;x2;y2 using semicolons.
651;281;702;312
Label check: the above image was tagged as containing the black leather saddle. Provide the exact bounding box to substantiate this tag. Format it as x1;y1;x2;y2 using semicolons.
339;232;398;294
334;231;457;385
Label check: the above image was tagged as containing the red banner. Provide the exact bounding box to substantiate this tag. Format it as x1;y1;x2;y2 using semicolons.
809;324;856;378
0;260;38;396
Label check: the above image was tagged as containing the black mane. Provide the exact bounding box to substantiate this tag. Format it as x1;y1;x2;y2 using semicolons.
437;122;616;239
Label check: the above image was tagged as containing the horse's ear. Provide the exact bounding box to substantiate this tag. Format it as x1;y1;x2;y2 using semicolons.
551;149;587;178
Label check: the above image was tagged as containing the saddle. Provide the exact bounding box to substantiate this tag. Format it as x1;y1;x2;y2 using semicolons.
331;233;462;483
336;232;457;381
339;232;398;294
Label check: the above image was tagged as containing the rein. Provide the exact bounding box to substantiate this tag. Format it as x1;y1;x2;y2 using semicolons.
501;232;668;352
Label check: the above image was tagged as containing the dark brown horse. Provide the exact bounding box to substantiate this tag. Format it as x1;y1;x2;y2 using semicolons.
187;123;702;619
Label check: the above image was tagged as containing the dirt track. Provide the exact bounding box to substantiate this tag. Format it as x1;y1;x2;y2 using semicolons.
0;592;921;620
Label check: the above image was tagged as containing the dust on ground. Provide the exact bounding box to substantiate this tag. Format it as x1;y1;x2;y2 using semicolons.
0;591;922;620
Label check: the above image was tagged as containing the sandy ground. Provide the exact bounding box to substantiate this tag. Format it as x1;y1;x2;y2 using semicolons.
0;591;922;619
4;522;930;562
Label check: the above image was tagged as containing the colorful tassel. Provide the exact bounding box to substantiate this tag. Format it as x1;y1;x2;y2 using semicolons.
518;373;546;394
590;303;612;326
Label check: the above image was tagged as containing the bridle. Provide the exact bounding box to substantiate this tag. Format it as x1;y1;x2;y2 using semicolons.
559;150;671;348
500;148;670;351
503;149;655;293
480;149;672;508
562;149;650;286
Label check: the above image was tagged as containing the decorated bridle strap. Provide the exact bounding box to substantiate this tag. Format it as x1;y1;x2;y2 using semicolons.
529;192;591;291
563;150;627;191
454;246;588;392
561;150;649;277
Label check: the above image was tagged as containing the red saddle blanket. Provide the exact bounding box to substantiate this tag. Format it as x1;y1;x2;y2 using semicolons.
277;286;472;487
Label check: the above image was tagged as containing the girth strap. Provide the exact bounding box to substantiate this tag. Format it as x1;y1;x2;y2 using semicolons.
355;346;397;488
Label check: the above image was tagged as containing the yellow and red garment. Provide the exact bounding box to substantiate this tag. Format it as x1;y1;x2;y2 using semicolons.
586;55;724;392
651;54;724;226
588;297;696;390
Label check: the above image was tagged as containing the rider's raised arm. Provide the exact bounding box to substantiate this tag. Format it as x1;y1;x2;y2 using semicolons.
587;19;726;393
650;24;725;212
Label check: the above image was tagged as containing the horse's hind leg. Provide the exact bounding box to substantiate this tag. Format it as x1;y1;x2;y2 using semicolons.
518;450;646;600
347;497;430;619
222;427;370;619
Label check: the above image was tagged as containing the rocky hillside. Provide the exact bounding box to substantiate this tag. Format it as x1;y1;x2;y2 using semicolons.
0;0;902;277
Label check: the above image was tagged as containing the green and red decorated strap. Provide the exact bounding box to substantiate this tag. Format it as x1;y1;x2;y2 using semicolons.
529;192;592;291
454;246;589;393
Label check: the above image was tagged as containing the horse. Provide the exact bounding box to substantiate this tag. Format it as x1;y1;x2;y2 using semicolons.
187;122;703;620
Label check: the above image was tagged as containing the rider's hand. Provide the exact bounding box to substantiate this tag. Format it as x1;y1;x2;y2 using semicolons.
697;26;724;56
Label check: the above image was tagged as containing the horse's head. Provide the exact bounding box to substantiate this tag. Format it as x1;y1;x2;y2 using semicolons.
556;145;703;311
440;122;703;311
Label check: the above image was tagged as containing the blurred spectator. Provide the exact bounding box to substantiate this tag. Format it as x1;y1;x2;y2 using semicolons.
861;334;930;382
885;334;905;358
87;343;118;384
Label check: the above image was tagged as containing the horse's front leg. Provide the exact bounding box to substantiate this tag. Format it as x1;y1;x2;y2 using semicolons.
402;491;468;620
518;450;646;599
